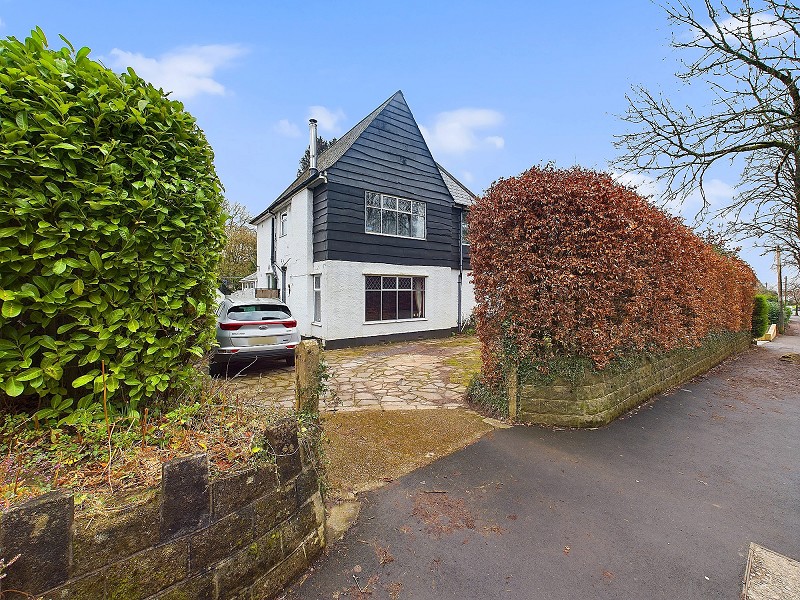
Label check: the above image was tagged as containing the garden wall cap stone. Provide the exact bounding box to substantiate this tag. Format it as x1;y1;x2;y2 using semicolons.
0;490;73;595
160;454;210;541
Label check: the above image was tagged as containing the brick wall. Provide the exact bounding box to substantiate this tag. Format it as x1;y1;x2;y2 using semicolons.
0;420;324;599
515;332;751;427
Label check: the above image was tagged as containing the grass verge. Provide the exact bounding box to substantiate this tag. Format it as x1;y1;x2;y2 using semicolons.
322;408;493;500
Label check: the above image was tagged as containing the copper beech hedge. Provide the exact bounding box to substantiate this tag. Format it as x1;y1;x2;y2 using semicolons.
468;166;757;384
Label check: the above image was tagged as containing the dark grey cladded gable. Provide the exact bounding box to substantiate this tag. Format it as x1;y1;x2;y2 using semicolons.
254;90;474;269
312;91;469;267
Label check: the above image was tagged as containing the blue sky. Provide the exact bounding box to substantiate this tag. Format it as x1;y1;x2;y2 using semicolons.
0;0;781;282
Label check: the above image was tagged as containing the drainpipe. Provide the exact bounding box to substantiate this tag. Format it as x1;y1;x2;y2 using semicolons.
457;210;464;330
309;119;318;170
270;215;278;288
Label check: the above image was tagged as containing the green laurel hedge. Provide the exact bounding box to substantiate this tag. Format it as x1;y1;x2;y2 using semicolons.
0;29;225;421
751;295;769;338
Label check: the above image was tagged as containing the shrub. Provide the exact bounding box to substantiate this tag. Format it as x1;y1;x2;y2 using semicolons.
468;165;757;385
466;376;508;417
767;300;791;327
751;295;770;338
0;29;225;421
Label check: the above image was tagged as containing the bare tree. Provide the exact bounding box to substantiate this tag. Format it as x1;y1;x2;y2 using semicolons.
787;272;800;313
614;0;800;260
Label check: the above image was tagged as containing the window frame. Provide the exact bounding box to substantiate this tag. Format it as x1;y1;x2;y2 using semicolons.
312;274;321;324
279;211;288;237
364;191;426;240
364;275;426;323
460;210;469;246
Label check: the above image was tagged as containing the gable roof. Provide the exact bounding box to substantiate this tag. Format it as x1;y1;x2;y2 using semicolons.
315;92;398;173
251;90;474;224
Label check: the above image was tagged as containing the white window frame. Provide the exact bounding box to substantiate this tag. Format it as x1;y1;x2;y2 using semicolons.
279;211;288;237
364;191;426;240
312;274;321;323
461;210;469;246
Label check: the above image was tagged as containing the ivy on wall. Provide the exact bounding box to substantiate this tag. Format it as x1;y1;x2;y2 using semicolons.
0;29;225;419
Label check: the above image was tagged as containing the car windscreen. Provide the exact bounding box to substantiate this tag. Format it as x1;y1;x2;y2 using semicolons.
226;304;292;321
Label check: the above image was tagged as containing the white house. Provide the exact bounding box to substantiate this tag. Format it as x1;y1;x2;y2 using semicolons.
250;91;476;349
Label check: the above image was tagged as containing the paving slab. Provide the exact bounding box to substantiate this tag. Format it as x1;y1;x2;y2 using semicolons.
743;543;800;600
221;335;480;412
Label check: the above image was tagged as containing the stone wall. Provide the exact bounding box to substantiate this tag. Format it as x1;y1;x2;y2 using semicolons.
514;332;751;427
0;420;325;600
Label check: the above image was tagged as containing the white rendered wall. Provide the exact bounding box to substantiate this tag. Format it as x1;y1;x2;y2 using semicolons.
313;260;472;344
277;189;315;337
255;218;272;289
456;270;476;323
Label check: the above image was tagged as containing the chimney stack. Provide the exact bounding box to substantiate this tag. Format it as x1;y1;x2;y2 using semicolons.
309;119;318;170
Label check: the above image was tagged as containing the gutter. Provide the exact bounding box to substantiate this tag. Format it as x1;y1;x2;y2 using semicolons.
250;168;321;226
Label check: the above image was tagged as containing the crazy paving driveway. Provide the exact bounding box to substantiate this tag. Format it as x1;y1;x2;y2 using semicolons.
222;335;480;412
287;324;800;599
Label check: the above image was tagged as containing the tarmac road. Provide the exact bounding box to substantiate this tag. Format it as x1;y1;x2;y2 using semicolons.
289;320;800;599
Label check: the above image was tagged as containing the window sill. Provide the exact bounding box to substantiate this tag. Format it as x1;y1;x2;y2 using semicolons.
363;318;428;325
364;230;426;241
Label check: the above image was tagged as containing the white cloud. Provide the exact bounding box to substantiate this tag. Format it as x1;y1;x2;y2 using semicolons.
274;119;301;138
612;170;736;222
715;13;792;41
461;171;475;184
612;171;662;199
106;44;247;99
485;135;505;149
681;12;793;45
0;18;5;28
420;108;504;154
308;106;346;134
685;178;736;208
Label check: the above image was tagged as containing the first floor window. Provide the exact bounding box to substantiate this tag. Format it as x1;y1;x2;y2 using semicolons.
313;275;321;322
365;191;426;239
279;211;288;237
365;276;425;322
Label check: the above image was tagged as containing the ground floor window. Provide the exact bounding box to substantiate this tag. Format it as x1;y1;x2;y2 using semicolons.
313;274;321;322
365;276;425;322
263;273;278;290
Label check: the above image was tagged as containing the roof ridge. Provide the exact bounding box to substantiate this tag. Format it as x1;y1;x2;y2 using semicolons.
315;90;401;171
252;91;403;222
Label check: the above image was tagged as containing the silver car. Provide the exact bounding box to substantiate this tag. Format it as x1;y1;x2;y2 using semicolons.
210;298;300;376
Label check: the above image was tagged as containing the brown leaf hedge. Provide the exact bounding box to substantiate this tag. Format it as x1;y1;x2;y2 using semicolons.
468;166;757;385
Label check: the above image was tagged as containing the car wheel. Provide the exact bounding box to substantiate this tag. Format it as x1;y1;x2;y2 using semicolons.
286;355;296;367
209;362;225;378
